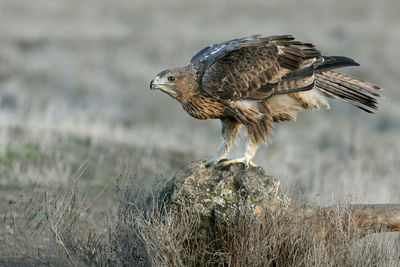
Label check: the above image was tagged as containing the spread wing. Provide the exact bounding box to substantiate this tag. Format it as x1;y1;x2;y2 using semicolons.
192;35;321;101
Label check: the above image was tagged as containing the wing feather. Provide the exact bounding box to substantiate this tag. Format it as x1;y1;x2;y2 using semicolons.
189;35;294;67
199;35;320;101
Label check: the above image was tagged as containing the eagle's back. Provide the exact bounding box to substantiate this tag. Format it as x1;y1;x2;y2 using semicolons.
189;35;380;117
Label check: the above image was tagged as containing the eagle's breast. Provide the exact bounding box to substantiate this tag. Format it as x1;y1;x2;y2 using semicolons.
182;93;226;120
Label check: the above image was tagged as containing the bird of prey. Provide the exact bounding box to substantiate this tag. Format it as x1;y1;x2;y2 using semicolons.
150;35;381;168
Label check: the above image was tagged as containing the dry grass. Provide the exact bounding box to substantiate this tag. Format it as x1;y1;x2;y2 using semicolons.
122;191;400;266
1;161;116;266
2;169;399;266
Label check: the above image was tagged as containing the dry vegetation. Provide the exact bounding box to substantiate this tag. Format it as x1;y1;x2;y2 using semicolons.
0;0;399;265
2;170;400;266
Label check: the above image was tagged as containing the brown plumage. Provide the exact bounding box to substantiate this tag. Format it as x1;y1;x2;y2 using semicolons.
150;35;382;167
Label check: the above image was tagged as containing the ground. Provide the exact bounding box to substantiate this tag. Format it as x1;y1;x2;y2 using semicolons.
0;0;399;264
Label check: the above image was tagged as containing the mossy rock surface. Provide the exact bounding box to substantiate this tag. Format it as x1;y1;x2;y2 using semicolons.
159;160;289;226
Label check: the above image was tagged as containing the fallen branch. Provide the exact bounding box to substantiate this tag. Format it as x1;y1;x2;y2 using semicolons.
297;204;400;237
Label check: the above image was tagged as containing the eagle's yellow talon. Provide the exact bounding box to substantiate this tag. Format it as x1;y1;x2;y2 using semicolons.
217;158;258;168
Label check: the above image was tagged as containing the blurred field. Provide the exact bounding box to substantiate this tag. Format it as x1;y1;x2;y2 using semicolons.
0;0;399;264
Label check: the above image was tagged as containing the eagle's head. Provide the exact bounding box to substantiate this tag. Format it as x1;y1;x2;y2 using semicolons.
150;67;198;101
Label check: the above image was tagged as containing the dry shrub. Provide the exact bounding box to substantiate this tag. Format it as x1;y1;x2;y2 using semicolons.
2;167;399;266
116;181;400;267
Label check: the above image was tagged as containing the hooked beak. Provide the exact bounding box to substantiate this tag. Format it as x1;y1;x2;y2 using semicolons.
150;76;161;90
149;75;176;98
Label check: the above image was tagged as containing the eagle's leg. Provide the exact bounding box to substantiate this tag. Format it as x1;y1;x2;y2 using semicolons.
218;112;271;168
244;138;259;166
217;138;259;168
204;118;241;167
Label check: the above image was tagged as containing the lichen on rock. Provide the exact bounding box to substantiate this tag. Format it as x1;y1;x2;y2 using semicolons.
159;160;289;227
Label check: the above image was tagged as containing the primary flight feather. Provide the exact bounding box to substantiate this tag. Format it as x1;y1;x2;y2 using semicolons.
150;35;382;168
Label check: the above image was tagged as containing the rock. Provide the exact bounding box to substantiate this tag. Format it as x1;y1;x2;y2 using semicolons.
159;160;289;227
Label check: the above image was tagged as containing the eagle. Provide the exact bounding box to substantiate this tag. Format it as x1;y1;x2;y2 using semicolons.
150;35;382;168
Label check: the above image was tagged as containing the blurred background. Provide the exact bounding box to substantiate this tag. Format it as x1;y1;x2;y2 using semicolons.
0;0;399;212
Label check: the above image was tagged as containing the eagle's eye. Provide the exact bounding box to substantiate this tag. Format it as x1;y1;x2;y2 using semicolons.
167;76;176;82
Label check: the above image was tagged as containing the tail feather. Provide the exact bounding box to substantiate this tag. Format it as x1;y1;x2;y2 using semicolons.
315;70;382;113
313;55;382;113
320;70;382;95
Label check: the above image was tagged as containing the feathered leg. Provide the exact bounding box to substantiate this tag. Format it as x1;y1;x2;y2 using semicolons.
204;117;241;167
219;102;273;168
